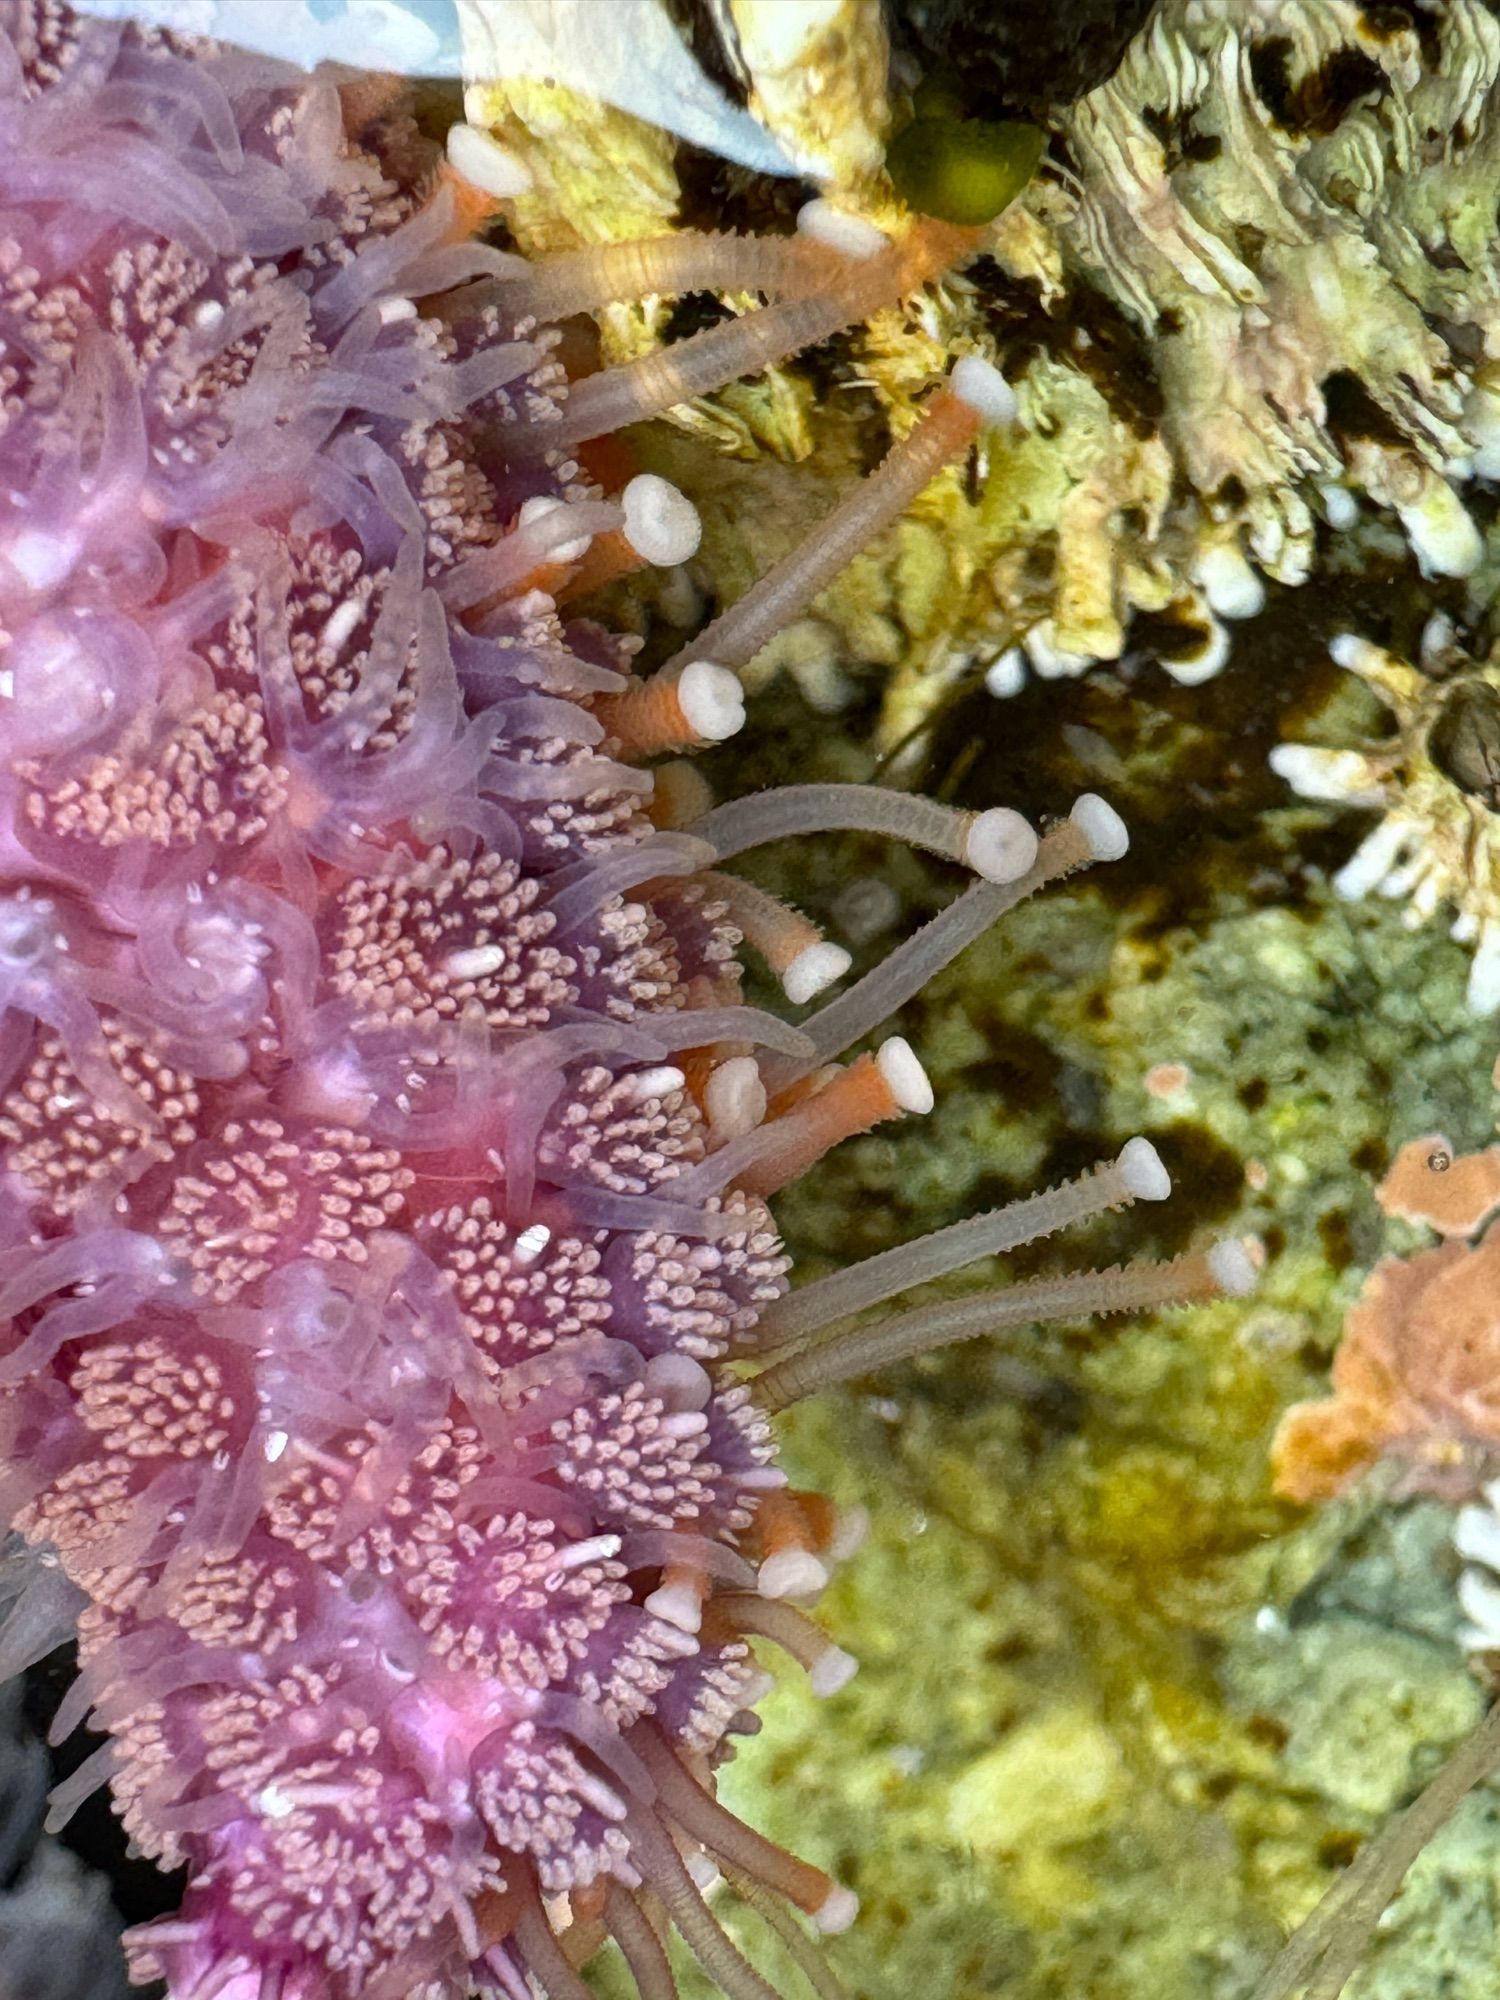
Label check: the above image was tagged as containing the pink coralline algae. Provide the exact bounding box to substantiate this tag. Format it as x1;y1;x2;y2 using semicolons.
1273;1135;1500;1506
0;6;1253;1998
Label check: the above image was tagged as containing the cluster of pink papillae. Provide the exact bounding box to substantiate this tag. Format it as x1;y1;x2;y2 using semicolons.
0;5;1254;1998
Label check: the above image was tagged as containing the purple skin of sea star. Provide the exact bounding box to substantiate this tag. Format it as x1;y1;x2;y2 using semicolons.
0;9;819;1996
0;6;1255;1997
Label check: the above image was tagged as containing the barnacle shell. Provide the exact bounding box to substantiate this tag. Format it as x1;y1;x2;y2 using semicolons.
1272;631;1500;1015
459;0;1500;753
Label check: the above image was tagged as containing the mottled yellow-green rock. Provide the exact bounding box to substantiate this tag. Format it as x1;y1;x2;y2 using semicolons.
945;1704;1128;1855
661;638;1500;2000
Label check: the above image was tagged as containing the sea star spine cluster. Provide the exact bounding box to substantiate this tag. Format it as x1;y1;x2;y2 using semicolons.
0;7;1248;1997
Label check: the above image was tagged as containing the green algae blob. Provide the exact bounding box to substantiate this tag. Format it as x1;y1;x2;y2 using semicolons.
886;115;1045;226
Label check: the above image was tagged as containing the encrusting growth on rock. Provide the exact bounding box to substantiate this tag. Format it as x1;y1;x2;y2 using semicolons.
0;7;1252;1998
1273;1134;1500;1505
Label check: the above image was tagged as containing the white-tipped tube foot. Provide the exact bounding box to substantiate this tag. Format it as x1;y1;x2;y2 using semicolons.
739;1667;778;1707
645;1581;703;1634
622;473;702;566
809;1645;858;1698
813;1884;860;1935
877;1036;934;1115
1070;793;1129;862
828;1504;870;1562
446;121;533;198
796;198;888;258
1328;632;1378;673
643;1353;713;1411
783;941;852;1005
965;806;1039;882
683;1848;721;1892
704;1055;766;1139
758;1549;830;1600
677;659;745;742
517;494;592;563
1116;1136;1171;1202
1207;1238;1258;1297
950;354;1017;428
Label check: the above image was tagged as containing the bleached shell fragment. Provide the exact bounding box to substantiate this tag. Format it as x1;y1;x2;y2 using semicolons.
1268;744;1385;809
1194;541;1264;622
725;0;890;185
1024;621;1096;682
